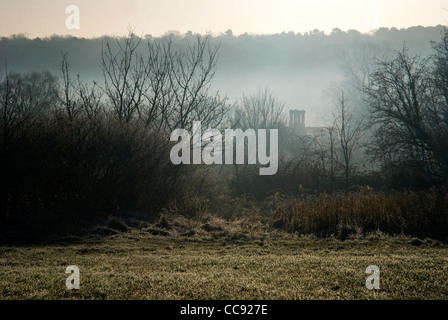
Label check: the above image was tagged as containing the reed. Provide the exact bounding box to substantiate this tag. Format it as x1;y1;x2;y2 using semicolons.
271;187;448;239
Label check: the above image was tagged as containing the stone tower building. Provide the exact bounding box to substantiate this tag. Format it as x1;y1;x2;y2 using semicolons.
289;109;306;133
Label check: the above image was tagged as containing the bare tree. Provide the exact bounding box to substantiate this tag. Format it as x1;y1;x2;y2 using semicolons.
333;91;365;194
228;86;286;183
341;42;385;92
100;31;228;132
429;28;448;179
363;47;446;181
74;76;104;118
0;68;59;219
59;53;78;120
236;86;286;130
326;125;339;192
164;35;227;131
100;30;148;123
138;38;172;130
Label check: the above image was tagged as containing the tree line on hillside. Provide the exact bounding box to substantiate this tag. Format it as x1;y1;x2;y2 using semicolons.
0;26;443;76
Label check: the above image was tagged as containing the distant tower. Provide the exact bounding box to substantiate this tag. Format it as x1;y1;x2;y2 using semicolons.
289;109;306;132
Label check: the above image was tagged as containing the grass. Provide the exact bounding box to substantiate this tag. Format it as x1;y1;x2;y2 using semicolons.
1;216;447;300
272;187;448;239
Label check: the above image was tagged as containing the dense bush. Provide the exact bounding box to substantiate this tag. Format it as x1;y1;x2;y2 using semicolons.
0;103;187;218
1;33;228;221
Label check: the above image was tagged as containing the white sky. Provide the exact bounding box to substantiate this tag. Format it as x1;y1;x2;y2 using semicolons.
0;0;446;38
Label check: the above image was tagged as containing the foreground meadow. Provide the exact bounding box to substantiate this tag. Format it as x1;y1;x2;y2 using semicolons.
1;216;447;300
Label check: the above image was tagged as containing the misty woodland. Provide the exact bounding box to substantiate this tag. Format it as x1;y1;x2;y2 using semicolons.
1;26;448;243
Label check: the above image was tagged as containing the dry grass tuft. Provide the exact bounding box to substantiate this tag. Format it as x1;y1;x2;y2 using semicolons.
270;187;448;240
